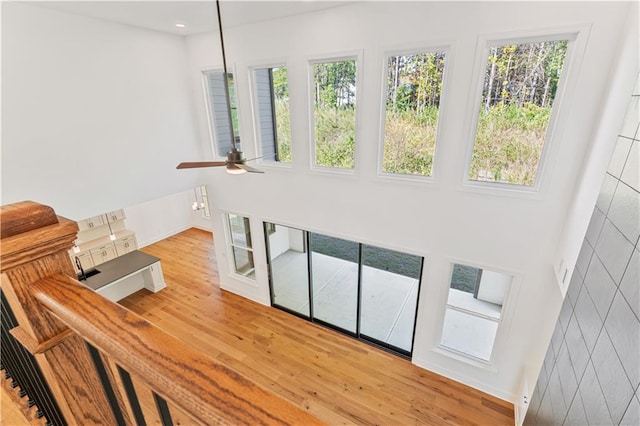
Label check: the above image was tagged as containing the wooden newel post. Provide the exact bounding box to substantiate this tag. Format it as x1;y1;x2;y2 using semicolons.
1;201;125;424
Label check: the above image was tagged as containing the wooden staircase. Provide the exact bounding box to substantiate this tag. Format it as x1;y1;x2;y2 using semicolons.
0;201;323;425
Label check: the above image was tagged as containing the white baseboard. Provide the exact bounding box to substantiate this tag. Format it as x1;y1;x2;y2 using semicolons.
137;225;193;248
412;355;517;404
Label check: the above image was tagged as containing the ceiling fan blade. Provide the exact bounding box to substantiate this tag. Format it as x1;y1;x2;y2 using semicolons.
176;161;226;169
237;163;264;173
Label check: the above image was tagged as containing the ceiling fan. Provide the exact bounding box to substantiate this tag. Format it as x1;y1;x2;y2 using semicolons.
176;0;263;175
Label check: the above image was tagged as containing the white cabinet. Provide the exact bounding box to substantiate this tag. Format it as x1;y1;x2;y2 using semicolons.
78;215;104;231
107;209;126;223
91;244;117;265
69;250;94;273
71;210;137;269
115;235;137;256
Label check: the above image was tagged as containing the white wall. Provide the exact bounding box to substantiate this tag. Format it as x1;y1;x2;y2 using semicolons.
1;3;205;220
123;188;212;248
185;1;633;402
553;4;640;296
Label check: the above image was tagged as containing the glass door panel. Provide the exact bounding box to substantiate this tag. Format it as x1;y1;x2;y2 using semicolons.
360;245;422;353
265;223;310;317
309;233;358;333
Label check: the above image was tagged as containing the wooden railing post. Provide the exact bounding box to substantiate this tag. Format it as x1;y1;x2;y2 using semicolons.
0;201;126;424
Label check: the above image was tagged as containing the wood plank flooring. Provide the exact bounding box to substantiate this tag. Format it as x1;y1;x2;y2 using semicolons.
120;228;514;425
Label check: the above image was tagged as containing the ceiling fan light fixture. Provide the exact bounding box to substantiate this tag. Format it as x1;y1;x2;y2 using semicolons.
226;165;247;175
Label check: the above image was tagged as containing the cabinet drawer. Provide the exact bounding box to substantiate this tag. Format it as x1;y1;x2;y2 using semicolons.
115;237;137;256
90;244;117;265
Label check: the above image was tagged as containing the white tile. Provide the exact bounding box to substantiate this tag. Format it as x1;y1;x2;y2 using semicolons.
550;321;564;359
565;314;589;381
558;295;573;332
567;268;584;307
574;286;603;352
596;173;619;214
605;292;640;389
621;140;640;192
608;137;633;178
608;182;640;244
547;365;568;423
575;240;593;278
619;249;640;320
556;342;578;410
595;219;636;284
564;393;588;426
584;255;617;320
585;207;605;246
580;361;613;425
591;330;635;423
619;96;640;139
620;394;640;426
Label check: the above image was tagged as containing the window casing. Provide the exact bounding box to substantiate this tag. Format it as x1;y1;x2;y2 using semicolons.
200;185;210;218
381;48;448;178
203;70;241;157
465;34;574;189
253;66;291;163
310;57;358;170
226;214;255;279
439;263;512;364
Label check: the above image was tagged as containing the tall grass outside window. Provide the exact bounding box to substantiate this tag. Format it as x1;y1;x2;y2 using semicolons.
383;51;446;177
312;59;357;169
469;40;568;186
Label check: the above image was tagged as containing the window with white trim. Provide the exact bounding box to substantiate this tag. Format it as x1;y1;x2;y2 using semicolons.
226;213;255;279
440;263;512;362
467;38;569;186
382;49;447;177
253;66;291;163
311;58;357;169
203;70;240;157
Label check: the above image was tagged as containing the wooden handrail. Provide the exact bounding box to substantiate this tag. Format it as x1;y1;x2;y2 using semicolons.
0;201;323;425
32;273;322;425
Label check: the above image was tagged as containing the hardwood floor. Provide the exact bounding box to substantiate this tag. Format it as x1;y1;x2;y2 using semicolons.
120;228;514;425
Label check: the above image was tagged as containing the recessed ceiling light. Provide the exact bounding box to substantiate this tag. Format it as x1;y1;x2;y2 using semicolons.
175;22;186;28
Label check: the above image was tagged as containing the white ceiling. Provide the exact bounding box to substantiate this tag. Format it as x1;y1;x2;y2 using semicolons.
30;1;352;35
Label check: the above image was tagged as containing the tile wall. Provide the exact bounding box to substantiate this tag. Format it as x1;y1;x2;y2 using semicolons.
524;76;640;425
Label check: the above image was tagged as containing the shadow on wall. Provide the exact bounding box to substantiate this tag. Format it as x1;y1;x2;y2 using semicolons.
524;78;640;425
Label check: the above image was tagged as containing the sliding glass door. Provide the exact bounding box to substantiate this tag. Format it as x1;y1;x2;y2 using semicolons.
360;245;423;354
264;223;423;357
309;233;359;334
264;223;310;317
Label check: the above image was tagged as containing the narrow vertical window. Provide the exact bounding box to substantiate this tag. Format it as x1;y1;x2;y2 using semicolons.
312;59;357;169
468;40;568;186
383;50;447;177
203;70;240;157
200;185;210;218
254;66;291;162
440;263;512;362
227;214;254;279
